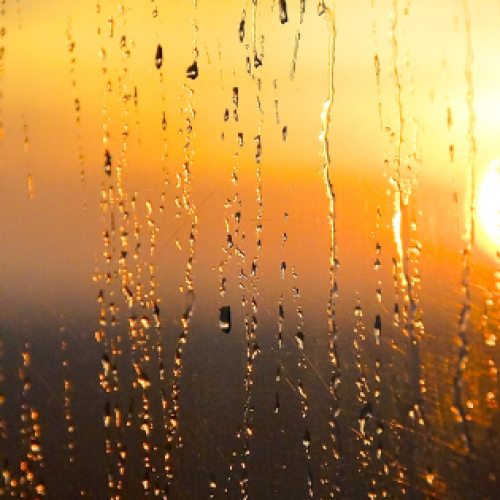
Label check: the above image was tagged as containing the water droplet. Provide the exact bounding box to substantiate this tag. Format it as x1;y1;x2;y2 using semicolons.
155;44;163;69
209;475;217;490
393;303;400;326
279;0;288;24
280;261;286;279
28;175;34;199
426;467;436;485
253;52;262;68
297;381;307;399
374;315;381;345
300;0;306;22
219;306;231;333
186;60;198;79
136;367;151;389
303;429;311;449
238;11;245;42
296;331;304;350
107;17;114;37
104;150;112;176
359;402;372;436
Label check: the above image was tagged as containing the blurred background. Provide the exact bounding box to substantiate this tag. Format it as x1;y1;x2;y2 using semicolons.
0;0;500;498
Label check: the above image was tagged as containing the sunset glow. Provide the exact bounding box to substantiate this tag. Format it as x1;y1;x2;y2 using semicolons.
478;160;500;251
2;1;500;498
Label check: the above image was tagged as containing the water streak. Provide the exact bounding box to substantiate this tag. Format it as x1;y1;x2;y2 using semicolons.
319;2;342;496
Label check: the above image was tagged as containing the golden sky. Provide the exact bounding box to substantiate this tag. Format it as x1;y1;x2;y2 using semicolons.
2;0;500;310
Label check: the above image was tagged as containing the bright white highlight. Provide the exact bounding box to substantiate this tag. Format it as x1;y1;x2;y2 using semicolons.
478;160;500;249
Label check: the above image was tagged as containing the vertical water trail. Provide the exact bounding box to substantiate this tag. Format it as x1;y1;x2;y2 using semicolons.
385;4;414;496
218;86;245;306
166;83;198;479
118;5;159;489
318;2;342;496
22;121;33;200
112;7;127;497
65;19;85;182
18;343;46;498
165;1;200;491
388;3;419;496
95;4;135;497
60;324;77;472
275;209;288;422
371;183;389;494
166;85;199;477
153;2;169;183
221;6;247;497
370;2;383;131
153;8;167;178
290;31;300;81
149;21;170;482
389;0;404;300
95;181;122;498
300;0;306;24
239;4;265;496
104;3;168;494
387;4;434;495
276;290;284;414
453;0;476;455
291;270;313;495
352;297;374;494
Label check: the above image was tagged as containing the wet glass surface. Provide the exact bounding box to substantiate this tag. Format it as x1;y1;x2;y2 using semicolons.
1;1;500;498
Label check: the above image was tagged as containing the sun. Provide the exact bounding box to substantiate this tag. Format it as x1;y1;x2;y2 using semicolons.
477;160;500;250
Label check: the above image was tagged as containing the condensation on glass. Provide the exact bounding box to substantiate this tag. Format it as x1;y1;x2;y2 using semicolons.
0;1;499;499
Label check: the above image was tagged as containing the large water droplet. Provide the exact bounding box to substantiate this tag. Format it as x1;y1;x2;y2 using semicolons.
279;0;288;24
238;11;245;42
296;331;304;350
186;61;198;80
155;44;163;69
374;315;381;345
219;306;231;333
104;150;112;176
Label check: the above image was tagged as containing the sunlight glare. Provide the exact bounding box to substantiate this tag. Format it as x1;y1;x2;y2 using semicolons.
478;160;500;250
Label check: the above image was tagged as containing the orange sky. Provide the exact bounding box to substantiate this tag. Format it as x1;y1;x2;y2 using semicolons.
2;0;500;310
